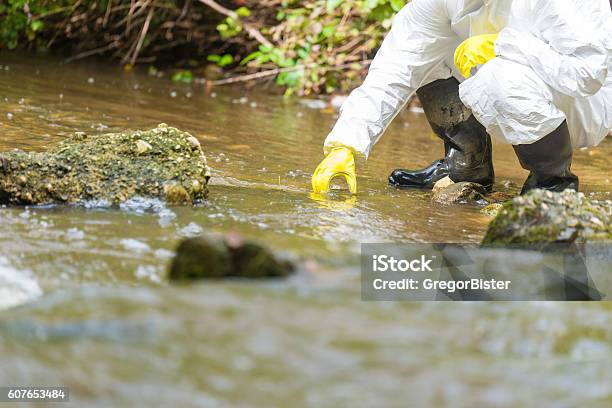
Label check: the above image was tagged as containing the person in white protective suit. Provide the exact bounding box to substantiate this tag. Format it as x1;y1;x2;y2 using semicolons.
311;0;612;195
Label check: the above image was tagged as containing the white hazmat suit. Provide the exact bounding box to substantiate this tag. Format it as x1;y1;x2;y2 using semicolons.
324;0;612;158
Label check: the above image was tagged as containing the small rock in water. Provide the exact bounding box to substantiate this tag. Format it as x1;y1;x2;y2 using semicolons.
169;234;295;281
432;176;454;192
6;113;13;120
164;184;191;204
432;182;486;205
480;203;504;218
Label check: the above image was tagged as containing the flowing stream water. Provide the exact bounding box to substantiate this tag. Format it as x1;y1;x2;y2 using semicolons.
0;52;611;407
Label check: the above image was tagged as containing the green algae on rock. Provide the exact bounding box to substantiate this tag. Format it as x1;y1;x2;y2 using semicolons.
0;124;210;205
482;189;612;245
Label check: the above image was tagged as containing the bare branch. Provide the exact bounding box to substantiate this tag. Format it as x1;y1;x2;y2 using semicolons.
209;59;372;86
197;0;273;48
130;7;154;65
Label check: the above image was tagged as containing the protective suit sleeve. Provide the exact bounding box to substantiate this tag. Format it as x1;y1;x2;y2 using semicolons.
494;0;609;98
323;0;456;158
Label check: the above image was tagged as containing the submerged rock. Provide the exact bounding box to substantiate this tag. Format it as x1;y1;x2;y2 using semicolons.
0;124;210;205
432;181;487;204
169;234;295;281
482;189;612;245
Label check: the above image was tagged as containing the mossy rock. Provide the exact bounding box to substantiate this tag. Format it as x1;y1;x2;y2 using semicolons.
169;234;295;281
482;189;612;246
0;124;210;205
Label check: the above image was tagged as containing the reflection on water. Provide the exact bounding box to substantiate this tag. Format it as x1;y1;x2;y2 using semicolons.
0;52;611;406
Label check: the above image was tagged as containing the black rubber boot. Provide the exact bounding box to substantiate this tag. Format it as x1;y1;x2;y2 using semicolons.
513;121;579;194
389;78;494;189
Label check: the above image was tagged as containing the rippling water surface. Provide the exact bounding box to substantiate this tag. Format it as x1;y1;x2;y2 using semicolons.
0;52;611;407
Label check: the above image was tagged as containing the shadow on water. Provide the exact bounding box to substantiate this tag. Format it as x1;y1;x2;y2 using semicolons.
0;52;611;406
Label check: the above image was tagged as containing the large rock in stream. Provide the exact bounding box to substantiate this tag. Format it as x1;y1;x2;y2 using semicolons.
0;124;210;205
482;189;612;245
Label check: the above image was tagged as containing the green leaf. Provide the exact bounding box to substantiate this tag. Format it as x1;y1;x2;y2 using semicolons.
390;0;406;12
219;54;233;67
279;57;296;68
277;69;304;87
30;20;44;32
171;70;193;83
241;51;261;65
370;4;394;22
326;0;344;13
321;24;335;39
365;0;378;10
235;7;251;17
297;49;309;60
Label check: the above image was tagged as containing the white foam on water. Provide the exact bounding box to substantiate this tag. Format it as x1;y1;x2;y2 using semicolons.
0;257;42;311
120;238;150;253
118;197;177;228
134;265;162;284
179;222;203;238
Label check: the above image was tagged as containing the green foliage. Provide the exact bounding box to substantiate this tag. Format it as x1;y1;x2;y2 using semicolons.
171;70;194;83
1;1;409;94
227;0;409;95
0;0;74;49
207;54;234;67
216;16;243;39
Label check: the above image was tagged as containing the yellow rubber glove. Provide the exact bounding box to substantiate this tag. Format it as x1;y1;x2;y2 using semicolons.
311;147;357;194
454;34;499;78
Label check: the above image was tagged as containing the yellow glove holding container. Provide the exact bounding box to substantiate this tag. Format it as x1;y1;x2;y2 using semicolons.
311;147;357;194
454;34;499;78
